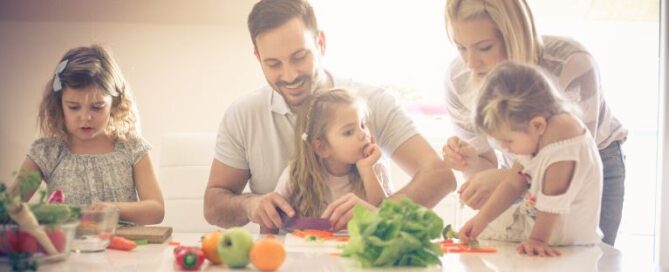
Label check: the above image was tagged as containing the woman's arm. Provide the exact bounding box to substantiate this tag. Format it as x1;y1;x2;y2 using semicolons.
106;153;164;225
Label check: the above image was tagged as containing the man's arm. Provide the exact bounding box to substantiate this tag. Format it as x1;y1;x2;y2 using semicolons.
203;159;295;229
387;134;457;208
203;159;254;228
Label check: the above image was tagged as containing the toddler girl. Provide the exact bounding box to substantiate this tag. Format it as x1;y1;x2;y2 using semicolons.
459;62;603;256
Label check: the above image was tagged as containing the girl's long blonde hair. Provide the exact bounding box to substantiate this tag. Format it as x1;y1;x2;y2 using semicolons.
475;61;569;134
287;88;366;217
38;45;138;142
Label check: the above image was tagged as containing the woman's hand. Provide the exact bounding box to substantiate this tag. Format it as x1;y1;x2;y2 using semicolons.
356;137;382;170
458;169;506;209
516;238;561;257
321;193;377;231
442;136;477;171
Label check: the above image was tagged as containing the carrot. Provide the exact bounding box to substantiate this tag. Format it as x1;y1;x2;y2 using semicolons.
108;236;136;251
441;241;496;253
292;230;306;238
333;236;349;242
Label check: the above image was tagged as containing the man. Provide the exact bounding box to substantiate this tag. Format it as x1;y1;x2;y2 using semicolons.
204;0;456;231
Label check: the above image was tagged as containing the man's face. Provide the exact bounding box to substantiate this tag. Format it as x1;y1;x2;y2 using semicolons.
255;17;326;109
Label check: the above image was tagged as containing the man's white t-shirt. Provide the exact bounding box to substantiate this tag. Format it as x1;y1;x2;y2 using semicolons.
214;75;418;194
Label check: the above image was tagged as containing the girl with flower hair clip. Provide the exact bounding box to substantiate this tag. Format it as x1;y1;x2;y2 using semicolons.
268;88;392;233
12;45;164;225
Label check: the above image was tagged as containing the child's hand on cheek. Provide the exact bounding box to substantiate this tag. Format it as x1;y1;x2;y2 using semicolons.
356;137;381;170
516;238;561;257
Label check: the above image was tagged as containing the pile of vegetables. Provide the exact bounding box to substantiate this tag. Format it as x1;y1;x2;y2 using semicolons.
0;170;80;271
341;197;443;267
0;171;80;226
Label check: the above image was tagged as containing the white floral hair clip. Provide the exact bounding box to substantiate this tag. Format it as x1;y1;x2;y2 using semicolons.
301;133;308;142
52;59;69;92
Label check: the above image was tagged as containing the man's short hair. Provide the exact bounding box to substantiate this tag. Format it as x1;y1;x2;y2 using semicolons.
248;0;319;49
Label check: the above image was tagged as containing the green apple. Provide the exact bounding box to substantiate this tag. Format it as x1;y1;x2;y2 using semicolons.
217;227;254;268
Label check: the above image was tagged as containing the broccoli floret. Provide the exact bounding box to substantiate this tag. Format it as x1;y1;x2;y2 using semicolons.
442;224;459;240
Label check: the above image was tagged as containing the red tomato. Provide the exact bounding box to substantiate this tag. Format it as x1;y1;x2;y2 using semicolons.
0;229;20;253
18;231;38;254
46;227;66;253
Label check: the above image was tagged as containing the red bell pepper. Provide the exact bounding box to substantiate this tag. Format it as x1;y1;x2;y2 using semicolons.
174;246;205;270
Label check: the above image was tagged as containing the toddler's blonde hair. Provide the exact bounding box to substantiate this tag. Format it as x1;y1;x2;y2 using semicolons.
475;61;568;134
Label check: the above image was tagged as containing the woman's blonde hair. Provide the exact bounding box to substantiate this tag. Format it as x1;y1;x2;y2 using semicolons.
38;45;138;142
287;88;366;217
445;0;542;64
475;61;568;134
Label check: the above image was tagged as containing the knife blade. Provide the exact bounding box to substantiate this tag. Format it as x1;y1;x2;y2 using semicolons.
277;208;332;232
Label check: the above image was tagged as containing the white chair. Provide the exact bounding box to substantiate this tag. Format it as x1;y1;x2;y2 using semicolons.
157;132;258;233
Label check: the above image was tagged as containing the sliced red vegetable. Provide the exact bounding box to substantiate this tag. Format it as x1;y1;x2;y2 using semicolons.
292;229;346;241
46;190;64;204
440;240;497;253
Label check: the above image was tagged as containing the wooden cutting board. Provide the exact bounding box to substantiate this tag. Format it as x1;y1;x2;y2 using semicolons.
115;226;173;243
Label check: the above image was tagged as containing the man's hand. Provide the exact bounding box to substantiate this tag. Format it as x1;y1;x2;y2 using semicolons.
458;169;507;209
321;193;377;231
246;192;295;230
442;136;477;171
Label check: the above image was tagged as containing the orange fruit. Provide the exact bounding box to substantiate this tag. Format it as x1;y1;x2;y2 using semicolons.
201;230;224;265
250;237;286;271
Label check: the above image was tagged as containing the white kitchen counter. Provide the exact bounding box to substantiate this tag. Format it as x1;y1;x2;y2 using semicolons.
27;232;641;271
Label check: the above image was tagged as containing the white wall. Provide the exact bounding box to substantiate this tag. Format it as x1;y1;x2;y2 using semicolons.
0;1;265;181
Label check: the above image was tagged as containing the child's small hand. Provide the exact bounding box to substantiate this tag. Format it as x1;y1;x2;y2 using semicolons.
516;238;561;257
459;215;488;244
442;136;477;171
356;137;381;170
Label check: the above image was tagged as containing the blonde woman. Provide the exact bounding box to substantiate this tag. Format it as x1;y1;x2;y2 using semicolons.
269;88;391;233
460;61;603;256
442;0;626;245
13;45;164;225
